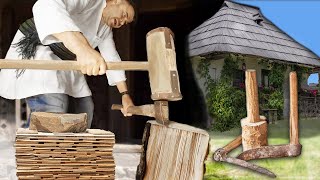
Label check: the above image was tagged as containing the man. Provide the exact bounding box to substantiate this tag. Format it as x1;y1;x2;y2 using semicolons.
0;0;136;127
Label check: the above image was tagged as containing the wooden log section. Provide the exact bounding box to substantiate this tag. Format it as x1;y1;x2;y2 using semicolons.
289;72;299;145
241;116;268;152
136;121;210;180
245;70;260;123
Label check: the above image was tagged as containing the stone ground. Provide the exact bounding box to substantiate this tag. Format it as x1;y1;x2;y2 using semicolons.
0;120;141;180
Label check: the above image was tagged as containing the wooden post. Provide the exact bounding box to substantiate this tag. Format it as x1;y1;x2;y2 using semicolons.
245;70;260;123
241;70;268;151
289;72;299;145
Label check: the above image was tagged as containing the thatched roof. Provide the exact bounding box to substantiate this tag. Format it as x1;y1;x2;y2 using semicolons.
188;0;320;67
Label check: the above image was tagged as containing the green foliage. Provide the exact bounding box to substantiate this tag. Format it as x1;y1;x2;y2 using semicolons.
196;57;215;92
220;54;242;82
267;89;284;110
207;81;246;132
292;65;311;89
197;54;246;132
268;63;286;88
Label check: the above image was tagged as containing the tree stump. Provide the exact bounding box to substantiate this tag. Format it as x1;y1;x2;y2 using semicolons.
241;116;268;151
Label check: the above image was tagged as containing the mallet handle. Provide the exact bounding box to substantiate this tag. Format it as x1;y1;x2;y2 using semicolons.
289;72;299;145
0;59;149;71
245;70;260;123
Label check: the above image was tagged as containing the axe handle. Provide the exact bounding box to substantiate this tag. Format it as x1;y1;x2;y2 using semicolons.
289;72;299;145
223;135;242;153
0;59;149;71
111;104;155;118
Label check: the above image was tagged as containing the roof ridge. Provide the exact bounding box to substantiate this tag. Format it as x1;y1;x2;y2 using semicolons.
225;0;260;10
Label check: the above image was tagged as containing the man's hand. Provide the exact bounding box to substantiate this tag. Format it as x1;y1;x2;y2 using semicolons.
121;94;134;117
116;81;134;117
52;31;107;76
77;49;107;76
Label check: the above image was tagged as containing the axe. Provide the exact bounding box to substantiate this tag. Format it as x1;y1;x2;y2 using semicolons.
0;27;182;125
213;134;276;178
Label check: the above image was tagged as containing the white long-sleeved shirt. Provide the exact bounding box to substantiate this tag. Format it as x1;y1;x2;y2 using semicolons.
0;0;126;99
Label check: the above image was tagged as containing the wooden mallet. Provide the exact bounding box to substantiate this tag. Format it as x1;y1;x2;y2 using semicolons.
111;27;182;125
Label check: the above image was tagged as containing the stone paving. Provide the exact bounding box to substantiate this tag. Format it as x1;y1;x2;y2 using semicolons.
0;120;17;180
0;120;141;180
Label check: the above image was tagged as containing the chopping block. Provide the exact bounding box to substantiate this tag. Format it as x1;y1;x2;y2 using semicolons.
241;70;268;151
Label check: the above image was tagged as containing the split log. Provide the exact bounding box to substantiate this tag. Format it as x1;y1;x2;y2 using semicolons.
136;120;210;180
29;112;87;133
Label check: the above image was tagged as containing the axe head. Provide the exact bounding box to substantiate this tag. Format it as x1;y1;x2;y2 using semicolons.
146;27;182;101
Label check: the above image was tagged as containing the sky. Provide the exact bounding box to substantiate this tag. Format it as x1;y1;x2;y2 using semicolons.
235;0;320;84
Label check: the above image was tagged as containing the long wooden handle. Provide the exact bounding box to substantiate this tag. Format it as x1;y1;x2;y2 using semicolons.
246;70;260;123
223;135;242;153
289;72;299;145
111;104;155;117
0;59;149;71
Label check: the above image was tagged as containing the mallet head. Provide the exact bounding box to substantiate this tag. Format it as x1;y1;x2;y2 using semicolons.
146;27;182;101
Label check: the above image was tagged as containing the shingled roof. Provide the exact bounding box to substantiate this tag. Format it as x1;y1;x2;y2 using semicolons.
188;0;320;67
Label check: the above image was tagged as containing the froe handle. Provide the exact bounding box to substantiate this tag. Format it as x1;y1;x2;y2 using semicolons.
111;104;155;118
112;103;169;125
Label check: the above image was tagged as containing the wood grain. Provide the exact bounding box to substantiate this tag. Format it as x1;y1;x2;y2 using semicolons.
241;117;268;151
223;135;242;153
15;128;115;179
0;59;149;71
289;72;299;145
245;70;260;123
138;120;209;180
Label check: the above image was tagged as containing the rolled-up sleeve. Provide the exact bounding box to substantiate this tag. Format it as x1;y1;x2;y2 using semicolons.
98;30;126;86
32;0;90;45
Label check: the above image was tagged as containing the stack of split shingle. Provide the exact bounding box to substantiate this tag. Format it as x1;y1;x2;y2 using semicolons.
15;128;115;179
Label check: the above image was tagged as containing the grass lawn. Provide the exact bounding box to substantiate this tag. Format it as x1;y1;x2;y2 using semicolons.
205;118;320;180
